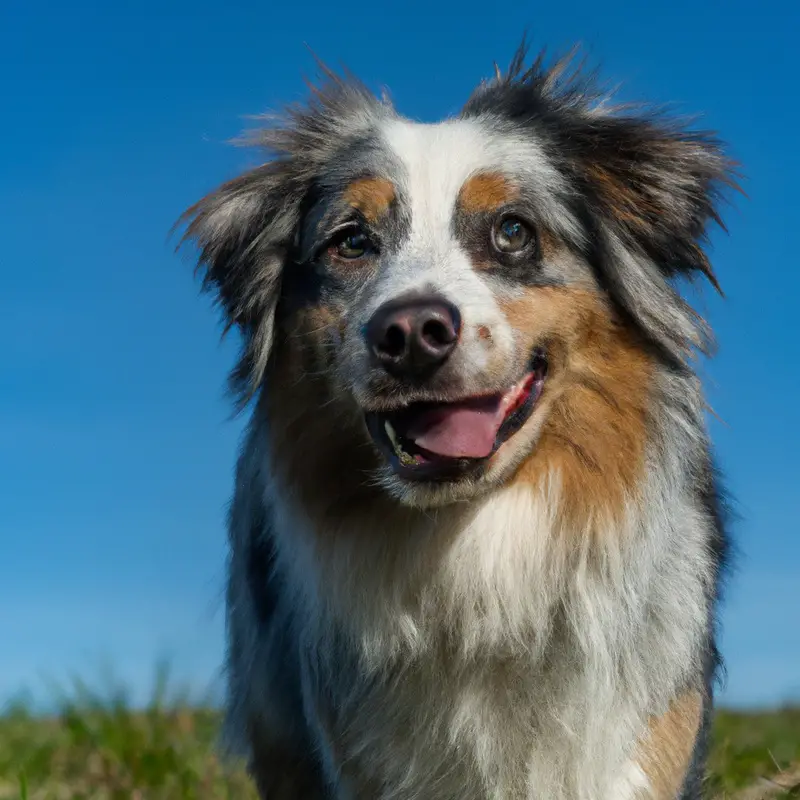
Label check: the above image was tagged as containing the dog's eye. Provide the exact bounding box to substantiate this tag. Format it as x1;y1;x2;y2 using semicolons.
330;228;375;260
491;217;534;255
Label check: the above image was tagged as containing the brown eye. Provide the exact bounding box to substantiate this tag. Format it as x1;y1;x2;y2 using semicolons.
492;216;534;254
331;228;375;260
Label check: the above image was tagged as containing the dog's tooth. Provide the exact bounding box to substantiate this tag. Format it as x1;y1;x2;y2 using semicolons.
385;420;399;449
385;419;416;465
385;420;404;457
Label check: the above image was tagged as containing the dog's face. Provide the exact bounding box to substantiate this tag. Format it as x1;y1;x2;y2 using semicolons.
282;119;598;504
180;49;733;509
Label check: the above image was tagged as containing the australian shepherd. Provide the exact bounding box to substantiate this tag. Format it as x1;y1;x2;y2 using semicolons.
177;44;736;800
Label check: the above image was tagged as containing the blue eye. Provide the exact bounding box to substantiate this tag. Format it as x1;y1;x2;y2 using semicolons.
492;216;534;254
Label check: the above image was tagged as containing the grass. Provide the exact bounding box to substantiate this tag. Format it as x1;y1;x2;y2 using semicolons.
0;666;258;800
1;669;798;799
709;707;800;797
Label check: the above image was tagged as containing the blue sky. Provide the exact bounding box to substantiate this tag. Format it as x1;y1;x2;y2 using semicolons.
1;0;797;709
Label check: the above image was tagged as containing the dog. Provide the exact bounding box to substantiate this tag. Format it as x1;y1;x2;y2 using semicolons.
177;43;736;799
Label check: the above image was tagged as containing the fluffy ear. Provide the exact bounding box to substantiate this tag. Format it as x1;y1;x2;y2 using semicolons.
463;43;740;364
177;163;300;405
176;64;390;407
573;117;738;362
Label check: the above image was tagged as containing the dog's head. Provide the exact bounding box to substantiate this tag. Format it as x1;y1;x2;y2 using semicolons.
179;47;736;510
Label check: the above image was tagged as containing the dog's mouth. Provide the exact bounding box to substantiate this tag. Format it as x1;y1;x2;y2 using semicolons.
364;351;548;481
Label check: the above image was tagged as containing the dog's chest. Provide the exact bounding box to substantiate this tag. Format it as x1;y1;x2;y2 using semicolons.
282;486;679;798
323;650;643;800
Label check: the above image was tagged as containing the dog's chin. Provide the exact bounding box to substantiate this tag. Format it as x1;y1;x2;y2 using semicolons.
362;350;548;507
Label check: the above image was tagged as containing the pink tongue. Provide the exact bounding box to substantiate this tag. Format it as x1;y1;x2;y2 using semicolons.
402;396;506;459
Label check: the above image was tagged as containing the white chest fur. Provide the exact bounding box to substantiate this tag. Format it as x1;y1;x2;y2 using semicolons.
269;478;709;799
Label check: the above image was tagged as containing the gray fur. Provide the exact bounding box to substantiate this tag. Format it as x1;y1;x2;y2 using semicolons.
177;44;735;799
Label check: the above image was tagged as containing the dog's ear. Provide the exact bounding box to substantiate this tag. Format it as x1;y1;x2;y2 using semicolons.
177;163;300;406
573;117;739;362
176;65;390;407
464;43;740;364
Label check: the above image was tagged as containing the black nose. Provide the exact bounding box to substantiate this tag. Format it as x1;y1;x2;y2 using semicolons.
365;294;461;379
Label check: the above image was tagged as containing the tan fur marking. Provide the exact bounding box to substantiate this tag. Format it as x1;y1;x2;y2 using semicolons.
638;691;703;798
534;226;560;259
586;163;658;234
458;172;516;214
503;287;652;528
586;162;719;292
343;177;396;223
267;305;381;519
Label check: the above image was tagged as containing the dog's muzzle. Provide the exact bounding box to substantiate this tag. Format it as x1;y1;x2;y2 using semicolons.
361;294;548;481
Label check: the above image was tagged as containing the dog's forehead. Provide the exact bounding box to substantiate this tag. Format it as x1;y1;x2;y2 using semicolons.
365;117;574;240
379;118;501;210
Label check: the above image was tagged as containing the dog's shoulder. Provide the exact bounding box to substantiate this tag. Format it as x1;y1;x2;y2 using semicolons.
227;420;279;623
223;419;313;761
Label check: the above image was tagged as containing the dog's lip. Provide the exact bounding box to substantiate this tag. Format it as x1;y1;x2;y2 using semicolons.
364;350;547;482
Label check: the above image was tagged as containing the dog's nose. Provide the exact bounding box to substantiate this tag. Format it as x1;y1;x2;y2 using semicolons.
365;295;461;378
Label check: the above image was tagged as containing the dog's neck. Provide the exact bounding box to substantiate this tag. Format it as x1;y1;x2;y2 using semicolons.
257;356;710;673
265;450;698;669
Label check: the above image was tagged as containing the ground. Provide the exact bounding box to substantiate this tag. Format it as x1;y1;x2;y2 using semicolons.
1;670;798;799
